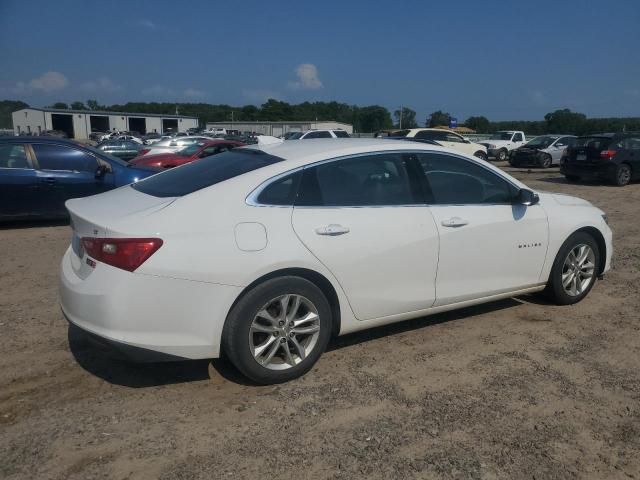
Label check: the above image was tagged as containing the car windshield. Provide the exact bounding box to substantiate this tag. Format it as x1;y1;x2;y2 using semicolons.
525;136;558;149
286;132;303;140
489;132;513;140
178;143;205;156
132;149;284;197
575;136;613;149
84;145;128;166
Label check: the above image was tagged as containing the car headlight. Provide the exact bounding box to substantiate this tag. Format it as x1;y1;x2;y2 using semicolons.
602;214;609;225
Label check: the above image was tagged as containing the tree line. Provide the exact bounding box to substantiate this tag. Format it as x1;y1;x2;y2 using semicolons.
1;98;639;135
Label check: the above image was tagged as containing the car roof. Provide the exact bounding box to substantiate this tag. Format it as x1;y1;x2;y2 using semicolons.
0;136;85;146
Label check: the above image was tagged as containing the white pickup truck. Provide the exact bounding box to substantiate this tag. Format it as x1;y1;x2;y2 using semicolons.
479;131;527;161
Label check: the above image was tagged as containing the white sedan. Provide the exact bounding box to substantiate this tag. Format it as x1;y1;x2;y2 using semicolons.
60;139;612;384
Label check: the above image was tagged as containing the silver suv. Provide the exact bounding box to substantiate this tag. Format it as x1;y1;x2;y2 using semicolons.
286;129;350;140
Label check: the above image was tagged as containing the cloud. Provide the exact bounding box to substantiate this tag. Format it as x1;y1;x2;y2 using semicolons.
242;88;283;103
80;77;122;93
139;19;158;30
528;90;547;106
288;63;323;90
183;88;206;99
0;71;69;95
142;85;174;96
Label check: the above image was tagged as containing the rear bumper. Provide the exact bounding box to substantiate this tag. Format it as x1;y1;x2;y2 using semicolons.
59;246;242;361
560;162;617;180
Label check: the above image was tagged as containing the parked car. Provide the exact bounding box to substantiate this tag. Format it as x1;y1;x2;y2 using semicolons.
286;129;350;139
509;135;577;168
136;136;213;157
479;131;527;161
0;137;157;221
560;132;640;186
96;139;144;161
40;130;68;138
204;127;227;136
142;133;163;145
60;139;611;384
389;128;487;160
129;140;245;169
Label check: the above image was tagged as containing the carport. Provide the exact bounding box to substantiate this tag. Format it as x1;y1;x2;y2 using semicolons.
51;113;74;138
162;119;178;134
89;115;109;133
128;117;146;135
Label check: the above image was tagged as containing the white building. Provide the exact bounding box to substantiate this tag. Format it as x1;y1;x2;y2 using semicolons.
205;120;353;137
12;107;199;139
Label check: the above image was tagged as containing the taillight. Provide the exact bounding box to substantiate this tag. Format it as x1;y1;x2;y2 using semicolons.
81;237;163;272
600;150;617;159
139;148;150;156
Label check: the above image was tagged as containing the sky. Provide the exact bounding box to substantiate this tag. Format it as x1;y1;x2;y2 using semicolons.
0;0;639;122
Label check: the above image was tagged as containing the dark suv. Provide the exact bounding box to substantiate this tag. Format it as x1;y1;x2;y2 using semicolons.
560;133;640;186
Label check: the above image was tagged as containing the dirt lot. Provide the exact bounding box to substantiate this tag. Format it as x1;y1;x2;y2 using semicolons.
1;164;639;480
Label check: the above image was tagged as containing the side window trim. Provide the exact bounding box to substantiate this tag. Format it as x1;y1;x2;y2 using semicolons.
411;151;521;206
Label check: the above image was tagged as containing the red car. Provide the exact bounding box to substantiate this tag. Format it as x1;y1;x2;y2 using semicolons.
129;140;245;169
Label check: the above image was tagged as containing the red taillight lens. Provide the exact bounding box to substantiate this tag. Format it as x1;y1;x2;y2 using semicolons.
139;148;150;156
600;150;617;159
81;238;163;272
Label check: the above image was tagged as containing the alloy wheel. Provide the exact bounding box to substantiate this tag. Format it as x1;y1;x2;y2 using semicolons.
561;244;595;296
617;165;631;186
249;294;321;370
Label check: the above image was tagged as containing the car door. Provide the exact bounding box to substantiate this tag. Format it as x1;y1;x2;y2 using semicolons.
291;152;440;320
415;152;548;306
550;137;570;164
0;143;41;219
31;143;108;216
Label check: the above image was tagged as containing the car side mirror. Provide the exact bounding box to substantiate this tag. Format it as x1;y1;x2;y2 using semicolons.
514;188;539;206
95;164;108;179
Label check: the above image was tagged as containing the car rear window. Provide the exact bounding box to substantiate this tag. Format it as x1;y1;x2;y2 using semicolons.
131;149;284;197
575;137;613;150
389;130;410;137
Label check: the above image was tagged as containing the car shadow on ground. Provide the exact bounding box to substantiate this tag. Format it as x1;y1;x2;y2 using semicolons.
0;219;68;230
69;298;525;388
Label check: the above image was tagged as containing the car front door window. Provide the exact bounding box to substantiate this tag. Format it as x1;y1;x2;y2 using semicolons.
291;153;439;320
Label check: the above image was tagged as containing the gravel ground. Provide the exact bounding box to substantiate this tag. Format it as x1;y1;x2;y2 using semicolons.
1;164;639;479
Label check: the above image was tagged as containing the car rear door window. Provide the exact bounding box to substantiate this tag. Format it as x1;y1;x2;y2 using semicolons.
133;149;284;197
32;144;98;172
256;172;302;205
0;144;30;169
418;153;516;205
296;154;416;206
333;130;350;138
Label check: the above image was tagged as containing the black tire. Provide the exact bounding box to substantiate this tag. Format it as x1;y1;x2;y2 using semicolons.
473;151;488;161
612;163;631;187
565;175;580;183
222;276;332;384
545;232;600;306
496;149;508;161
541;154;552;168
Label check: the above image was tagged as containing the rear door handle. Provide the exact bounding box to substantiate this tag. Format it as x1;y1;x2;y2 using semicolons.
441;217;469;228
40;177;57;185
315;224;350;236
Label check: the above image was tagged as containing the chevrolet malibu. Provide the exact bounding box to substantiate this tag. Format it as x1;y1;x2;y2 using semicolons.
60;139;612;384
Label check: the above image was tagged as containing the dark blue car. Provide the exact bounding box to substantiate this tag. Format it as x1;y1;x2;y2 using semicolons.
0;137;157;221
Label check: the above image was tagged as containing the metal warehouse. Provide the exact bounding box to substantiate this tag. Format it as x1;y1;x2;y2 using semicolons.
12;107;199;139
205;120;353;137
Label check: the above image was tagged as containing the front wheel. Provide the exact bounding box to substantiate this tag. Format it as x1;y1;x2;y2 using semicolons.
222;276;332;384
545;232;599;305
541;154;552;168
496;149;508;161
473;151;488;161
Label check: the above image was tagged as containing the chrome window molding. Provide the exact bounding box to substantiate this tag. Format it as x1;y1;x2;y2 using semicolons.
246;149;527;209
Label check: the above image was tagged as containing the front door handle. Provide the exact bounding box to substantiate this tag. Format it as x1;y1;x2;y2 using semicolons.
315;224;350;236
441;217;469;228
40;177;57;185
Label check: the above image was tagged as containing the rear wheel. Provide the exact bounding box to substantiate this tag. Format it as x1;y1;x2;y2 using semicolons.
222;276;332;384
612;163;631;186
496;149;508;161
473;151;488;161
545;232;599;305
541;154;552;168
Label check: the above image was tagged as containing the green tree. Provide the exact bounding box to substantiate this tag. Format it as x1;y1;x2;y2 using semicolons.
71;101;86;110
394;107;418;129
86;99;102;110
49;102;69;109
358;105;393;132
0;99;29;129
426;110;451;128
544;109;587;134
464;116;491;133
